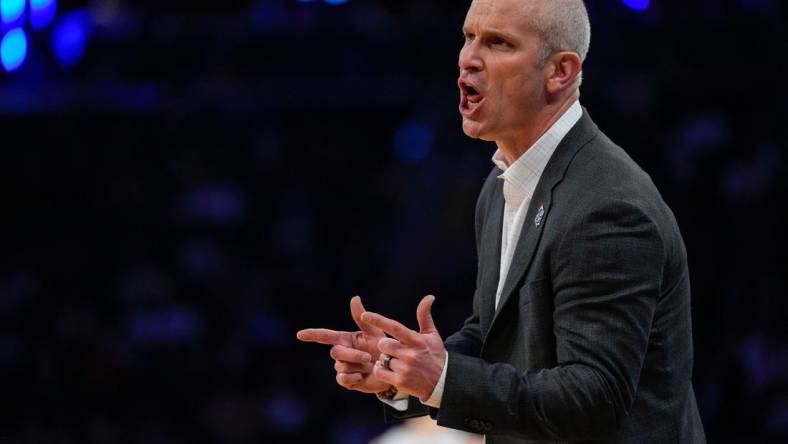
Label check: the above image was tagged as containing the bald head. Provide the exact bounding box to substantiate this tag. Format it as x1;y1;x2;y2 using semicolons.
526;0;591;67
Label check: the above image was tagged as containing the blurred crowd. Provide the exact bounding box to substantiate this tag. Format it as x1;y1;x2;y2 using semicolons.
1;0;786;442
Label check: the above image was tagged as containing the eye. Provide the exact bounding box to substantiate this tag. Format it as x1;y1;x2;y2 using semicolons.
463;32;475;42
488;36;508;47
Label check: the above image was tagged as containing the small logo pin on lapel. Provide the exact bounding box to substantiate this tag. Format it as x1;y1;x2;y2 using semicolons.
534;205;545;227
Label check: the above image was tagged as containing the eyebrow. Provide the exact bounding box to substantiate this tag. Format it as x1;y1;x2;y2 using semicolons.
462;25;518;41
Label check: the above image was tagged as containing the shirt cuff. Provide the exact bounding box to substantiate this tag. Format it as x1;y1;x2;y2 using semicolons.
420;352;448;409
377;388;410;411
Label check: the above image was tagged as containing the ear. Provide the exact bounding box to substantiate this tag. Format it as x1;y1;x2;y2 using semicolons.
545;51;582;94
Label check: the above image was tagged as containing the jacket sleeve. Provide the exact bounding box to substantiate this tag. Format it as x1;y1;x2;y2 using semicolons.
435;199;665;440
382;396;432;422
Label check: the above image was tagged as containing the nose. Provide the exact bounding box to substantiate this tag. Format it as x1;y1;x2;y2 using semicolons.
458;40;483;73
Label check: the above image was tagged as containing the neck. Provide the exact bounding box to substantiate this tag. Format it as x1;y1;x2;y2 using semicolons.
496;91;579;166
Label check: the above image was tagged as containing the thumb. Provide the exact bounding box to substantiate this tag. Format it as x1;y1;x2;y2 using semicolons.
416;295;438;334
350;295;383;336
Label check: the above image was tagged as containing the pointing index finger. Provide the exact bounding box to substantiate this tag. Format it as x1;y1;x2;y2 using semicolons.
360;312;418;345
296;328;348;346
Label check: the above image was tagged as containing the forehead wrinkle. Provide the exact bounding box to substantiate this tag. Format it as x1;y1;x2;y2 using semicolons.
465;0;534;35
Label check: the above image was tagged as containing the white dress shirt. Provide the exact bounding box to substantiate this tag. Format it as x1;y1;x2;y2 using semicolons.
382;100;583;413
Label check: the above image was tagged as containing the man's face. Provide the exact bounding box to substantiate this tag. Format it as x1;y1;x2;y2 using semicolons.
458;0;547;143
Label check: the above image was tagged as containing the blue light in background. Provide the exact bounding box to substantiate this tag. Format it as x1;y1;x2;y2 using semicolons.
266;394;306;432
0;27;27;72
247;313;287;346
1;0;25;24
0;0;25;30
183;183;247;224
740;0;773;10
29;0;56;30
250;0;288;32
130;308;202;345
394;121;434;164
51;9;89;67
622;0;650;11
323;0;348;5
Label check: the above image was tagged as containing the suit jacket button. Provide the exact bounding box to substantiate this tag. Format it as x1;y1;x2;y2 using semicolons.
463;418;482;432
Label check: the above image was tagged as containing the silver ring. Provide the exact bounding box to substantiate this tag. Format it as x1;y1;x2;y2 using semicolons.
382;353;393;370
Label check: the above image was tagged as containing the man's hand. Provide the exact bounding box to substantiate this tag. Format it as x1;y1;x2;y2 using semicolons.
296;296;390;394
362;295;446;401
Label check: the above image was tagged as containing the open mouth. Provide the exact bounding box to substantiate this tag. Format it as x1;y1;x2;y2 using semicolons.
465;85;482;102
459;80;485;116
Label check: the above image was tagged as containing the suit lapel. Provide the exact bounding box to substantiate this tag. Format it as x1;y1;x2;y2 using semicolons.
484;110;599;340
478;179;504;338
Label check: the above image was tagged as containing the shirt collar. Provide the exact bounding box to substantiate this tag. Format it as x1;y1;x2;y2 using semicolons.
492;100;583;199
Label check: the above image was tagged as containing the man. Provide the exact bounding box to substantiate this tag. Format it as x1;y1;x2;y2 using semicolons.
298;0;706;442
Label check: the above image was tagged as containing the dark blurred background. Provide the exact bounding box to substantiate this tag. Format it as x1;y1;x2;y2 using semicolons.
1;0;787;442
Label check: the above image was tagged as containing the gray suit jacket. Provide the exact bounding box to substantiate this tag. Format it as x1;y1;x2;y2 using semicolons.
384;110;706;443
